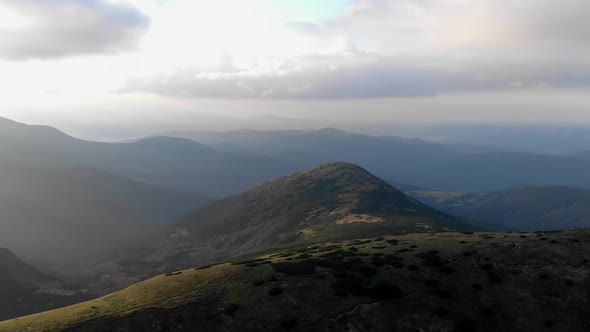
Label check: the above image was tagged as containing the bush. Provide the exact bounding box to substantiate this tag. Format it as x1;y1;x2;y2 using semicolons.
330;274;364;295
224;303;239;316
272;261;316;275
424;279;438;287
480;263;494;271
435;307;449;317
472;283;483;290
252;279;265;286
455;319;478;332
439;266;456;274
374;237;385;241
416;250;447;267
479;306;495;318
296;253;312;259
268;287;284;296
487;271;503;283
281;318;298;330
408;264;420;271
428;288;452;299
366;284;403;300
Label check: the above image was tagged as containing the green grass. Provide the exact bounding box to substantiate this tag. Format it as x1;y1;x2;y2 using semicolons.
2;230;588;332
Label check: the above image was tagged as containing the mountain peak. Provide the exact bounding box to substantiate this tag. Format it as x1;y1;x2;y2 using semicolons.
162;163;476;269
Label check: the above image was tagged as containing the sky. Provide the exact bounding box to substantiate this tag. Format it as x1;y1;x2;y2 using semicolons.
1;0;590;140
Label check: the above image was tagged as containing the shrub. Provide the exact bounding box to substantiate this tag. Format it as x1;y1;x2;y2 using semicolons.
392;262;405;269
428;288;452;299
480;263;494;271
371;256;385;267
472;283;483;290
232;258;266;265
272;261;316;275
352;264;378;278
281;318;298;330
564;279;575;286
268;287;284;296
455;319;478;332
366;284;403;300
296;253;312;259
410;245;418;248
539;272;551;280
479;306;495;318
224;303;239;316
439;266;456;274
330;274;364;295
252;279;265;286
549;240;558;244
372;246;386;249
487;271;503;283
520;235;527;238
416;250;447;267
374;237;385;241
424;279;438;287
408;264;420;271
267;275;278;282
318;245;340;252
435;307;449;316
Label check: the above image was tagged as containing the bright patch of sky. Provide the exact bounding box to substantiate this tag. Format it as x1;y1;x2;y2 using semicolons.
265;0;354;22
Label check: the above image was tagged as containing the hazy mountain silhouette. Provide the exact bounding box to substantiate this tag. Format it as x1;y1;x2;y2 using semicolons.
407;185;590;231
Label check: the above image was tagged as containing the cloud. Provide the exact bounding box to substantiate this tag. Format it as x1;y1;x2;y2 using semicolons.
125;0;590;99
125;53;443;99
0;0;149;60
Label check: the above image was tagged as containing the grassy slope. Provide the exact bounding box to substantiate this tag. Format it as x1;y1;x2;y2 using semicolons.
3;230;589;332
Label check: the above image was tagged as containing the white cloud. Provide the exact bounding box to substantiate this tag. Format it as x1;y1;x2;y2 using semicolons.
0;0;149;60
122;0;590;99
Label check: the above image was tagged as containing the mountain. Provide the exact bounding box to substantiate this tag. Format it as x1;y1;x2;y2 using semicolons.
406;186;590;231
0;162;206;268
162;128;590;192
0;248;84;321
3;230;588;331
0;117;301;198
153;163;478;270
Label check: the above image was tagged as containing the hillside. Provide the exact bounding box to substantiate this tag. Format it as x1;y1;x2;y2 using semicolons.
0;163;206;268
2;230;588;331
154;163;477;270
0;248;84;321
407;186;590;231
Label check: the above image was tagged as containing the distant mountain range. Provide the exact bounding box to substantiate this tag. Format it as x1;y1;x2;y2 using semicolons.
162;128;590;193
405;185;590;231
